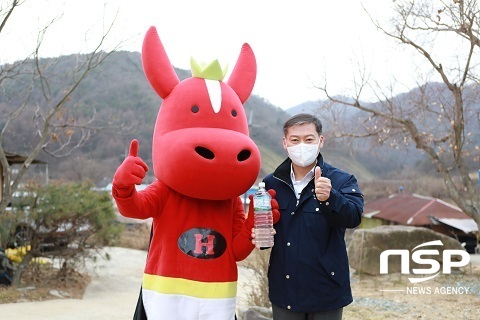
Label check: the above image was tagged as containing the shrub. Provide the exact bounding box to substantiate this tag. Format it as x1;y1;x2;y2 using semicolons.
0;180;123;286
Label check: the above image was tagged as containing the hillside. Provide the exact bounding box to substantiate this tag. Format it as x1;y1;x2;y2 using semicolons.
0;52;298;186
13;51;458;190
4;51;479;203
7;51;480;193
7;51;436;189
285;84;480;182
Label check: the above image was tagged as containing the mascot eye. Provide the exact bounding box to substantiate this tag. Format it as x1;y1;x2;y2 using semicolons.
191;106;199;113
231;110;237;117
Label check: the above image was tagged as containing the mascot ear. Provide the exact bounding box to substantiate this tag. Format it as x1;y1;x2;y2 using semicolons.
142;26;180;99
227;43;257;104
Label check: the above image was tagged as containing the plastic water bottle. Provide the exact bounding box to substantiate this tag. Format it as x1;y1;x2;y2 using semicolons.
253;182;274;249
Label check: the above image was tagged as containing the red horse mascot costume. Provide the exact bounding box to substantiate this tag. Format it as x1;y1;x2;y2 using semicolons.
112;26;278;319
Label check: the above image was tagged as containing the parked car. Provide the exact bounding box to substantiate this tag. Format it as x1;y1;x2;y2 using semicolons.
0;248;15;285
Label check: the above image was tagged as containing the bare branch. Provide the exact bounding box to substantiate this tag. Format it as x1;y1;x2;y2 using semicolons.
322;0;480;229
0;2;126;215
0;0;24;34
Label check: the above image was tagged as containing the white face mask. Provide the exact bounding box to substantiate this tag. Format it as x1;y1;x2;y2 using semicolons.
286;142;319;167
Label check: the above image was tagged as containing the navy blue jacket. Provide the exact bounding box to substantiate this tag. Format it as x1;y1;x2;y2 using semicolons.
264;153;363;312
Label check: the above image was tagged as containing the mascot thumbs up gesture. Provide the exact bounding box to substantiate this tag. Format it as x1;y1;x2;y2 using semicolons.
113;140;148;191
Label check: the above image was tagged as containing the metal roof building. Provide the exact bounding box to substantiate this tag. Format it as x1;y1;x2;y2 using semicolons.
363;192;479;252
364;192;473;227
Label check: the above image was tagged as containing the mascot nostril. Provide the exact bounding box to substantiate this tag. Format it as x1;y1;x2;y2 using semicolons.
237;149;251;162
112;26;262;320
195;146;215;160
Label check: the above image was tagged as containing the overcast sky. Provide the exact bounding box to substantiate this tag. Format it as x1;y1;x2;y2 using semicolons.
2;0;436;109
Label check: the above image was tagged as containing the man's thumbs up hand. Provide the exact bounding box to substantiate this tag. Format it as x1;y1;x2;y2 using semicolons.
314;166;331;202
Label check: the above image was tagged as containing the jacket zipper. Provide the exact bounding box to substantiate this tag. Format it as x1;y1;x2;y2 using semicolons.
273;175;315;207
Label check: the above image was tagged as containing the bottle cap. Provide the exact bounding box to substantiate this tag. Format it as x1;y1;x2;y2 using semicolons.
258;182;265;189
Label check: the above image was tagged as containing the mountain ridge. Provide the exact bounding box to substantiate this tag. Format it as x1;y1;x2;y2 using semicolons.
1;51;426;187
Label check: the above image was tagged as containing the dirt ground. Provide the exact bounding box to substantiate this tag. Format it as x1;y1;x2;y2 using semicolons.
344;261;480;320
1;248;479;320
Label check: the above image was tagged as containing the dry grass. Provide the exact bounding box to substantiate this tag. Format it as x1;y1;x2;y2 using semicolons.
112;222;151;251
344;265;480;319
0;261;90;304
360;177;453;203
238;248;271;308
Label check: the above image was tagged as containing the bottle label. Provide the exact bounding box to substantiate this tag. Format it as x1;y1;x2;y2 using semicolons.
254;197;271;211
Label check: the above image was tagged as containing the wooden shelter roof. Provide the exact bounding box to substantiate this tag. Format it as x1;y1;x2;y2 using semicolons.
5;152;46;164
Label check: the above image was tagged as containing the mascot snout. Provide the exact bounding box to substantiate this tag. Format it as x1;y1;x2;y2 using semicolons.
154;128;260;200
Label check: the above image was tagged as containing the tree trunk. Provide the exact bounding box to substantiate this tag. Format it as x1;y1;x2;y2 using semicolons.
12;252;33;286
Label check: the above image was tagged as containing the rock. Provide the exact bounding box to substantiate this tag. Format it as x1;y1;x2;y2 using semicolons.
49;289;64;298
348;225;466;275
16;286;36;291
48;289;71;298
237;306;272;320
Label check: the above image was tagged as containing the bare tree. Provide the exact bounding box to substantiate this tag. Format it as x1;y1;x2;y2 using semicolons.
0;0;124;215
318;0;480;231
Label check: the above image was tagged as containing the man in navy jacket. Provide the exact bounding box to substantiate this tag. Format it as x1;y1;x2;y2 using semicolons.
263;113;363;320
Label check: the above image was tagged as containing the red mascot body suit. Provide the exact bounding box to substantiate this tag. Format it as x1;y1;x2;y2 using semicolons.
112;26;276;319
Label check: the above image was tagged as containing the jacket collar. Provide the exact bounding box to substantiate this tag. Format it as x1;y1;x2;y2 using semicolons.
273;152;325;183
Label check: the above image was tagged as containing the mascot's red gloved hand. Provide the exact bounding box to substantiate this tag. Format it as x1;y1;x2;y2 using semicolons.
268;189;280;224
112;139;149;197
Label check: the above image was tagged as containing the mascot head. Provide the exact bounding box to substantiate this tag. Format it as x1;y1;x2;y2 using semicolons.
142;26;261;200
